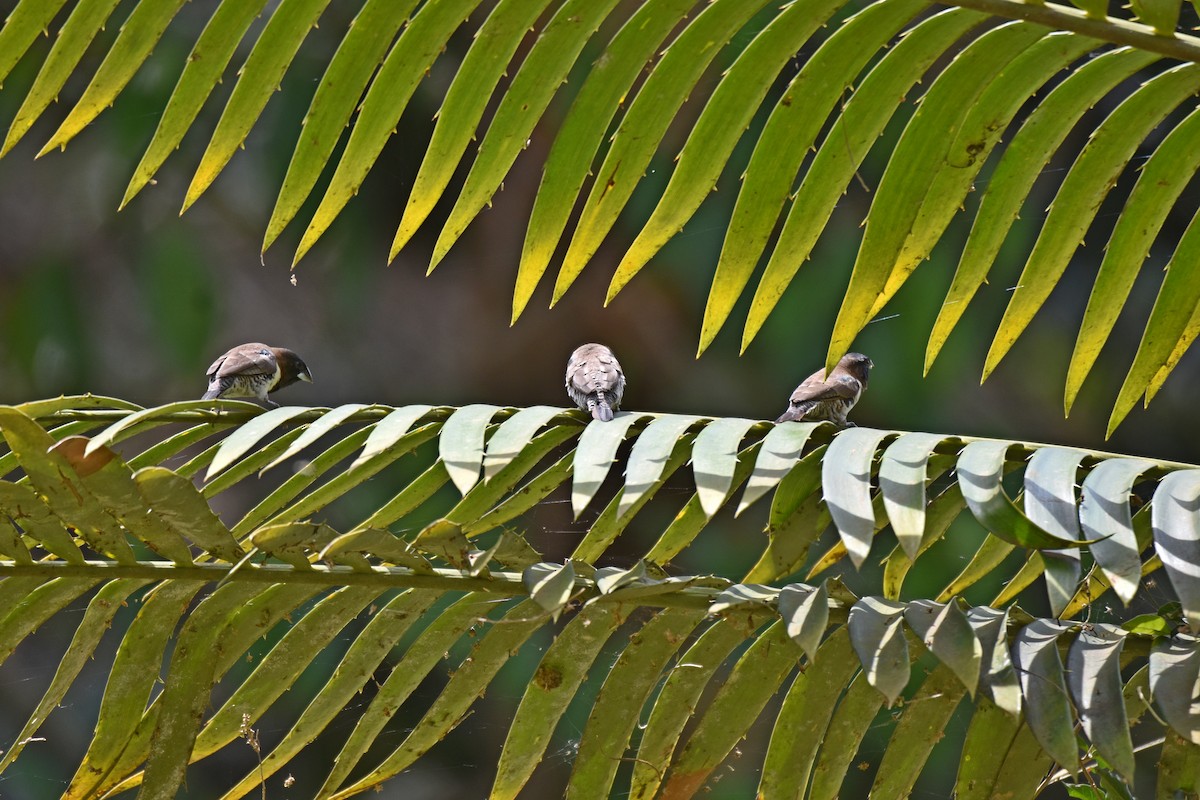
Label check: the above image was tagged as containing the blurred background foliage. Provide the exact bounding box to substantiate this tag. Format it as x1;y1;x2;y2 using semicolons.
0;0;1194;797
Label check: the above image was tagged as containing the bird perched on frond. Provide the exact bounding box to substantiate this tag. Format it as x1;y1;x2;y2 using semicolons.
202;343;312;407
566;343;625;422
776;352;873;427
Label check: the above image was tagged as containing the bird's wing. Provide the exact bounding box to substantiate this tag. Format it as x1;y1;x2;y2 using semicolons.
215;345;277;378
789;375;859;405
567;355;609;392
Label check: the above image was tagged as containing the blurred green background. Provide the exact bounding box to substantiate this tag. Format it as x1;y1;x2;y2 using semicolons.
0;0;1193;797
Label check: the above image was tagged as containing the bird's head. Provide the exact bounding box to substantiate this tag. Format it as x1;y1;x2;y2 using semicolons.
272;347;313;389
839;352;874;386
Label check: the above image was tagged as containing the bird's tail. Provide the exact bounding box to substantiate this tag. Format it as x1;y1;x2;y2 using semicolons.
590;394;614;422
775;408;800;424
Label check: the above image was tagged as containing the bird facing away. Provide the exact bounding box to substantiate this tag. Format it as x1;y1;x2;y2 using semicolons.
202;343;312;407
776;352;873;427
566;343;626;422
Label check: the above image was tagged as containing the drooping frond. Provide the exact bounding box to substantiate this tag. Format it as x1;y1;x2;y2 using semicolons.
2;1;1200;429
0;397;1197;797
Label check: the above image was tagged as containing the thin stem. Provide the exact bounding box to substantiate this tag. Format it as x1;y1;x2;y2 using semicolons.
943;0;1200;63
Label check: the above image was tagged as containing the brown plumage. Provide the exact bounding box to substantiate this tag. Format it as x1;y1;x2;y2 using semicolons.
566;343;625;421
202;343;312;406
776;353;873;427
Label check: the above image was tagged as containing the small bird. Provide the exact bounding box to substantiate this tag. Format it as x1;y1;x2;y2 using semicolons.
202;343;312;406
565;343;625;422
776;352;873;427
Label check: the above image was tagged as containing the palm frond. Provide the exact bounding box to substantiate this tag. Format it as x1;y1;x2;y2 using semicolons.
4;1;1200;427
0;398;1195;796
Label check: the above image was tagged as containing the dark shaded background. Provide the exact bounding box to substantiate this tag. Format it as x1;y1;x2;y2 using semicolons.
0;0;1194;797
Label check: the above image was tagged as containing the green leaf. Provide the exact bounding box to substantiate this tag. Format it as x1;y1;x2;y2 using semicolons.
1024;446;1085;616
412;519;471;569
482;405;573;480
829;21;1048;369
655;621;801;797
205;405;310;480
738;421;821;516
138;582;272;799
1152;470;1200;629
135;466;243;561
967;606;1021;715
1081;458;1156;604
1109;205;1200;434
823;427;897;567
1068;624;1135;780
183;0;334;211
351;404;438;468
1129;0;1183;32
1157;729;1200;799
262;0;415;249
41;0;188;154
708;582;778;614
449;424;581;529
877;31;1099;314
331;600;547;796
0;407;136;563
1013;619;1078;768
122;0;269;207
514;0;696;321
0;480;86;563
848;596;909;705
937;532;1014;601
808;670;887;800
554;0;774;297
220;590;439;797
0;576;101;669
904;600;981;696
744;5;988;350
631;616;762;800
757;626;858;798
777;581;829;661
620;414;702;517
692;417;761;518
523;560;577;616
986;63;1200;382
869;662;968;799
953;696;1024;800
0;578;149;770
926;46;1158;373
3;0;123;156
0;0;71;88
565;608;705;799
1151;635;1200;745
492;604;628;800
430;0;624;271
439;403;504;495
572;412;650;517
606;0;844;301
63;580;203;799
879;432;957;559
957;440;1082;549
391;0;556;257
1065;106;1200;413
313;592;503;794
261;403;372;473
190;586;381;763
55;438;194;565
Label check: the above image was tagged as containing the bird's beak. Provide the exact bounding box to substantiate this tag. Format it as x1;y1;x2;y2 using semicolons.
299;370;313;383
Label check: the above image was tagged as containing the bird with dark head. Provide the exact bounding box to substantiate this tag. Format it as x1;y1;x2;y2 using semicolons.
776;352;873;427
202;343;312;407
566;343;625;422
